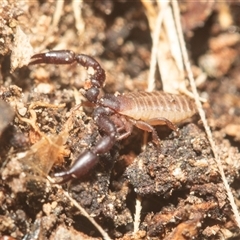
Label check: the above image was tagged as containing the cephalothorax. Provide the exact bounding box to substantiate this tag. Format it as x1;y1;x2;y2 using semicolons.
30;50;196;183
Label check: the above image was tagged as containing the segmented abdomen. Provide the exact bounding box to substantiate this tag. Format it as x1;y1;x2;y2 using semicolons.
117;91;196;123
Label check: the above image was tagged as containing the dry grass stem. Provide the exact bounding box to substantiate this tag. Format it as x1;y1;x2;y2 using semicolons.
172;0;240;229
147;2;167;92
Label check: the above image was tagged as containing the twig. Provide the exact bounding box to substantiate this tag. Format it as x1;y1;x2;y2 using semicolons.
171;0;240;229
72;0;85;35
133;3;169;233
52;0;64;28
133;195;142;234
47;177;112;240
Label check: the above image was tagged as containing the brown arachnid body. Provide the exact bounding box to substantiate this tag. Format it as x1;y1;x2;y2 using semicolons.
30;50;196;183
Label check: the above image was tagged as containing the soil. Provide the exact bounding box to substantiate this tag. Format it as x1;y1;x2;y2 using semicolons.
1;1;240;239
